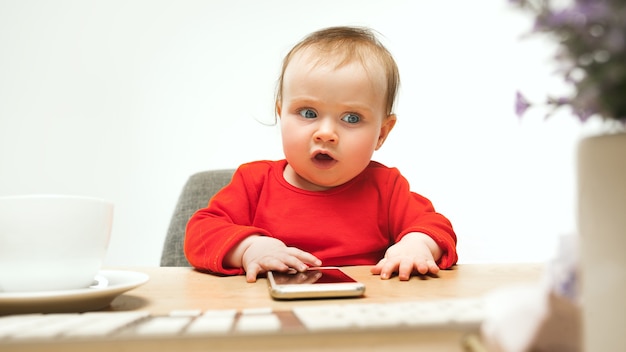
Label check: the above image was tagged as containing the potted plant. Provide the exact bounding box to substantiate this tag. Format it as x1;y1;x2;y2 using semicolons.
511;1;625;351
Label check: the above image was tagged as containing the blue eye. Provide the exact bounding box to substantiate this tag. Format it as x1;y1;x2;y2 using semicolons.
341;113;360;124
299;109;317;119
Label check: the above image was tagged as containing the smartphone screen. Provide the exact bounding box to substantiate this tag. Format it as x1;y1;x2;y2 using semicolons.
267;267;365;300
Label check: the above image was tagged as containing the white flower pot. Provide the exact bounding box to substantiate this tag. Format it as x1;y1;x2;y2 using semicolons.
577;132;626;351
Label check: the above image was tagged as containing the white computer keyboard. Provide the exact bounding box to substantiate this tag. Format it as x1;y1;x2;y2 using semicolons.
0;297;485;348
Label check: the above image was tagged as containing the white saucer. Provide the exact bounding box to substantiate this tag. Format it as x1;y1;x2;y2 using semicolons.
0;270;149;315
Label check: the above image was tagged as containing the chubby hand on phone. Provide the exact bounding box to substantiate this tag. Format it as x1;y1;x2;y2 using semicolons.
370;232;442;281
227;235;322;283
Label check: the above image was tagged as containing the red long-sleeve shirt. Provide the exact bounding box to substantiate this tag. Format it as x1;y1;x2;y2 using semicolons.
184;159;457;275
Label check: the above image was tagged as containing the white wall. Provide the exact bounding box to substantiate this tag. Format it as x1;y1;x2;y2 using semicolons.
0;0;593;266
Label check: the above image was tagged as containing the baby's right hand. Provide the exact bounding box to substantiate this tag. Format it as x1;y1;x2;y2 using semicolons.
241;236;321;282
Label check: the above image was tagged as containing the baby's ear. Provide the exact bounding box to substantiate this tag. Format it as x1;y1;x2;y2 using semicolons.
275;102;282;118
375;114;397;150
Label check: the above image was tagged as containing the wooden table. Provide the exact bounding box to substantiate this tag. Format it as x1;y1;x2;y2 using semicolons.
109;264;542;314
3;264;544;352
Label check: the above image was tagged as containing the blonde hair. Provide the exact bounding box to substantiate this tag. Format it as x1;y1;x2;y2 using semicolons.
275;26;400;117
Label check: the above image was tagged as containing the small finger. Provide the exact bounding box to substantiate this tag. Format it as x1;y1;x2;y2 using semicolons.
245;265;260;283
398;259;414;281
427;260;440;275
370;261;384;274
380;258;397;280
415;259;439;275
287;248;322;268
284;258;308;272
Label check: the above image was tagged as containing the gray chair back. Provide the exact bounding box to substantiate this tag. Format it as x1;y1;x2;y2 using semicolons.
160;169;235;266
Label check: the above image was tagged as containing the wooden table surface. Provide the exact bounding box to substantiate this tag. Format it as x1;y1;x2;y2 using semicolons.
108;264;543;315
3;263;544;352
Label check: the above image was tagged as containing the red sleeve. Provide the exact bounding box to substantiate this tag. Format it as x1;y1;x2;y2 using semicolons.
387;172;458;269
184;163;272;275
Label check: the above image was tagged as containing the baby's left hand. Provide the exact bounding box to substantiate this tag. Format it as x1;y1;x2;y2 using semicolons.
370;232;442;280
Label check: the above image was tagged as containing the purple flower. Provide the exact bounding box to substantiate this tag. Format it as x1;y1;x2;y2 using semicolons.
573;107;595;122
515;91;531;118
510;0;626;124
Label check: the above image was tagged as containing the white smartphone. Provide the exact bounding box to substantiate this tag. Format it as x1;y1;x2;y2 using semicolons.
267;267;365;300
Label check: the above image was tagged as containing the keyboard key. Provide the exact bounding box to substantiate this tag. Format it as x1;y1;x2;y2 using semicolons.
10;314;89;340
0;314;46;339
66;312;150;338
186;316;235;335
183;309;237;335
235;314;281;332
292;305;353;331
134;316;191;336
202;309;237;318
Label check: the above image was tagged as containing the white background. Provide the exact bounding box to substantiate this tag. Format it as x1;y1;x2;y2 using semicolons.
0;0;598;266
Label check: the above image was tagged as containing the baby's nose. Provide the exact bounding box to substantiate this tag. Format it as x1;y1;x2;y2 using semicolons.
313;119;338;143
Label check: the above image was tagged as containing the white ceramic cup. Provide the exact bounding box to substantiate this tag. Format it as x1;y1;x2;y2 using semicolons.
0;195;113;292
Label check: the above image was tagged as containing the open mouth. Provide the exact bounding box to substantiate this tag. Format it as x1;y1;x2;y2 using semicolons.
312;152;337;169
314;153;334;161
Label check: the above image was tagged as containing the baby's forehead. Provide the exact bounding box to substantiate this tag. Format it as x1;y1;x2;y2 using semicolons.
293;45;380;68
288;47;387;82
